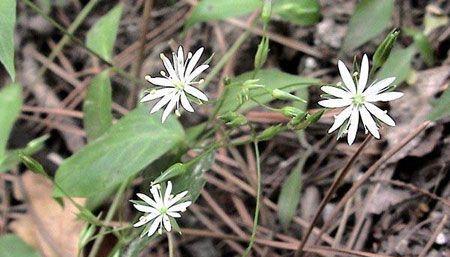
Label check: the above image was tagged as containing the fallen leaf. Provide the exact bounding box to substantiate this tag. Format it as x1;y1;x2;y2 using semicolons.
10;172;85;257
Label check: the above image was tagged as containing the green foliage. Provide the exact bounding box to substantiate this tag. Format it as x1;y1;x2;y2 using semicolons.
83;70;113;141
404;28;435;66
219;69;319;113
0;135;48;173
86;4;123;61
342;0;394;52
376;46;416;85
429;88;450;121
272;0;320;26
0;234;41;257
186;0;262;27
0;0;16;80
54;106;185;198
0;84;22;163
372;28;399;72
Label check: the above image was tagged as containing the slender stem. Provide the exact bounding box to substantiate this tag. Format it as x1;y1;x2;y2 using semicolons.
88;179;130;257
168;232;175;257
241;140;262;257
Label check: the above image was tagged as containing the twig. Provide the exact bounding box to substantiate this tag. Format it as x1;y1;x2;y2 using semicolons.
294;135;372;257
418;215;447;257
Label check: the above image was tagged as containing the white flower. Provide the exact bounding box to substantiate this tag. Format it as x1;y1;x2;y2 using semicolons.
132;181;192;237
140;46;209;123
318;54;403;145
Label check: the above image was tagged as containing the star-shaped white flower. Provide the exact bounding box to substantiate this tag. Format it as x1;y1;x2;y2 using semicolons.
132;181;192;237
140;46;209;123
318;54;403;145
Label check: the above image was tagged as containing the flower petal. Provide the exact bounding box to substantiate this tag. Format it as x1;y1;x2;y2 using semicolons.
359;105;380;139
363;77;395;95
321;86;352;99
318;99;352;108
347;107;360;145
338;60;356;93
137;193;158;208
176;46;185;80
184;85;208;101
145;76;174;87
167;190;188;207
161;93;180;123
147;215;163;237
163;214;171;232
167;211;181;218
180;92;194;112
164;181;172;204
160;53;178;80
364;102;395;126
365;92;403;102
328;105;353;133
185;47;204;78
133;204;158;213
186;64;209;83
357;54;369;94
150;185;163;208
150;93;174;114
133;212;159;227
168;201;192;213
140;88;175;102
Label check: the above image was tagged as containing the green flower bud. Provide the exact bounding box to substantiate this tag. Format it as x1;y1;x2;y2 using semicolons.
153;163;187;184
306;109;325;124
261;0;272;26
219;112;247;128
19;153;46;176
254;36;269;70
373;28;400;71
288;112;308;127
280;106;305;118
256;124;283;141
272;89;306;102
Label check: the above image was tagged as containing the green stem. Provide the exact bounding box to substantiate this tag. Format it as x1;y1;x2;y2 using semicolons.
241;140;262;257
88;179;130;257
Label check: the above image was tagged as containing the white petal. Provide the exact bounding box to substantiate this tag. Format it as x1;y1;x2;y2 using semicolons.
358;54;369;94
137;193;158;208
347;107;360;145
338;60;356;93
180;92;194;112
359;105;380;139
185;47;204;78
133;212;159;227
186;64;209;83
167;211;181;218
364;102;395;126
321;86;352;99
168;201;192;213
176;46;185;80
167;190;189;207
163;214;171;232
140;88;175;102
184;85;208;101
328;105;353;133
133;204;158;213
145;76;174;87
161;93;180;123
363;77;395;95
318;99;352;108
164;181;173;204
160;53;178;80
365;92;403;102
147;216;163;237
150;185;163;208
150;93;174;114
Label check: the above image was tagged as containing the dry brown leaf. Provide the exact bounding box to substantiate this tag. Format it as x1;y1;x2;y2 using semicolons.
10;171;85;257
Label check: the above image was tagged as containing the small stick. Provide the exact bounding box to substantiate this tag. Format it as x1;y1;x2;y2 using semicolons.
418;215;447;257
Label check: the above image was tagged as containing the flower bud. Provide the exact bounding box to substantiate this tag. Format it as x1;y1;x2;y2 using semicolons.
280;106;305;118
373;28;400;71
272;89;306;102
153;163;186;184
219;112;247;128
306;109;325;124
256;124;283;141
19;153;46;176
254;36;269;70
289;112;308;127
261;0;272;26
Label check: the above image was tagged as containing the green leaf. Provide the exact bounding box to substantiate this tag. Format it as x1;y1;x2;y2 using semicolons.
0;0;16;80
0;83;22;163
171;150;215;203
376;46;416;85
54;106;185;198
0;234;41;257
0;135;48;173
86;4;123;61
186;0;262;27
342;0;394;52
272;0;320;26
428;87;450;121
83;70;113;141
219;69;319;114
277;151;308;228
404;28;435;66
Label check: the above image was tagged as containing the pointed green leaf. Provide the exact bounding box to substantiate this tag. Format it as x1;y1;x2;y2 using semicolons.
54;106;185;198
0;83;22;163
0;0;16;80
429;87;450;121
272;0;320;26
342;0;394;52
0;234;41;257
83;70;113;141
376;46;416;85
0;135;48;173
86;4;123;61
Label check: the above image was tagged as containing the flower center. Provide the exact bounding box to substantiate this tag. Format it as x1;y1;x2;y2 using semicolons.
159;206;168;214
173;80;185;90
352;94;365;106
